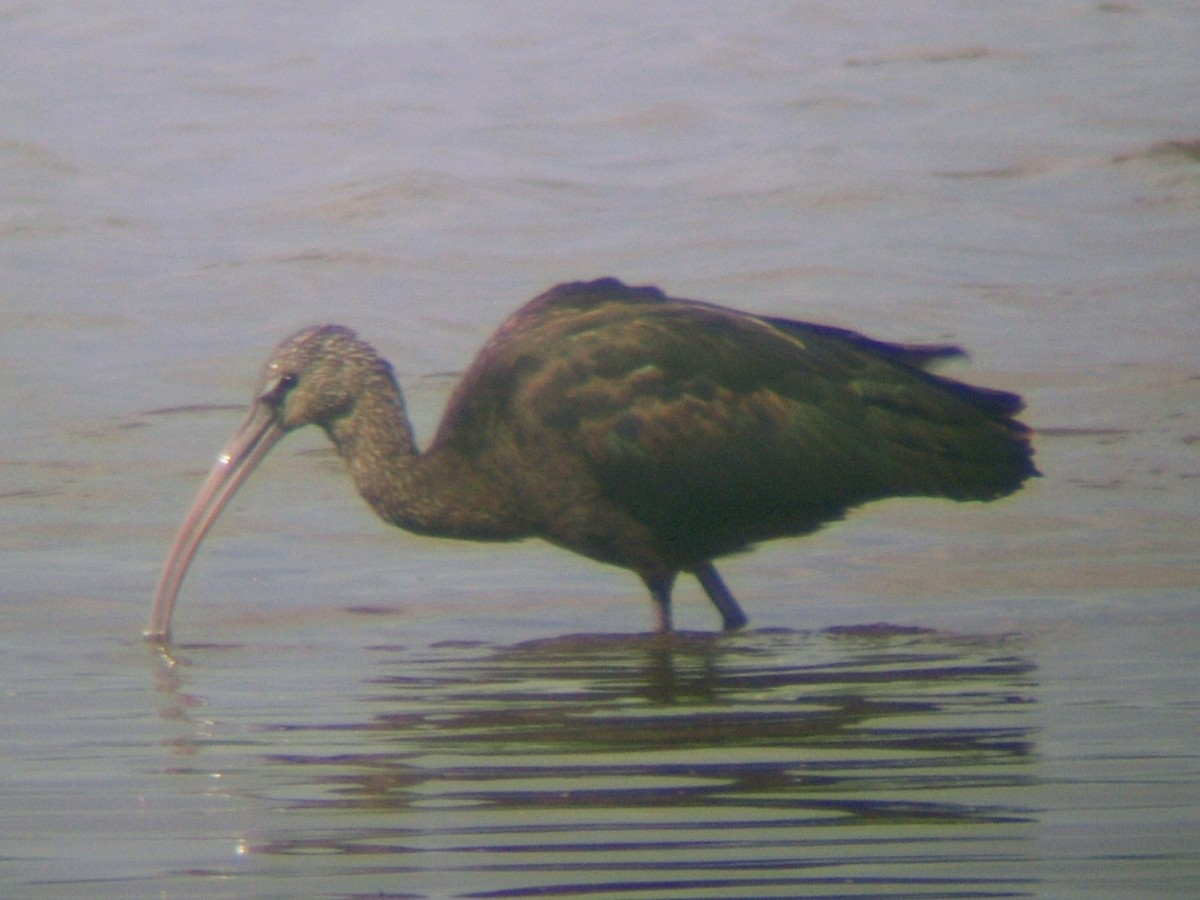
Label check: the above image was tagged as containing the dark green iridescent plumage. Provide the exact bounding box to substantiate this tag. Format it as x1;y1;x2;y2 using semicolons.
150;277;1037;639
430;279;1035;570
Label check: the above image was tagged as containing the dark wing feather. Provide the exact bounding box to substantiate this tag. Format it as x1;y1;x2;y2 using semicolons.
435;279;1036;564
762;316;967;371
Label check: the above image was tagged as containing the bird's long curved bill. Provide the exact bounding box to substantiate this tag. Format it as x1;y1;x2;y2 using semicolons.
145;403;284;643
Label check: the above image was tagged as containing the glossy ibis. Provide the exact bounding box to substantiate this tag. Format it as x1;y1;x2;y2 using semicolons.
146;278;1036;642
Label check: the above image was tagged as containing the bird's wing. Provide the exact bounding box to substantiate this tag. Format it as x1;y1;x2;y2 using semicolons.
436;280;1035;562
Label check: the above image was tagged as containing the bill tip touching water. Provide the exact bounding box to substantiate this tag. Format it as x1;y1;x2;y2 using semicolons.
144;278;1037;643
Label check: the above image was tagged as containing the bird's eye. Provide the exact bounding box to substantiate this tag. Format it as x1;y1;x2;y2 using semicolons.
262;371;299;406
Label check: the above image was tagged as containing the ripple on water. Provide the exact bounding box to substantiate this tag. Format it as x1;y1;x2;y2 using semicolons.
153;626;1041;897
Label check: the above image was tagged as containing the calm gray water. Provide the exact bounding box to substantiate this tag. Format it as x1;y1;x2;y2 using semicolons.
3;3;1198;898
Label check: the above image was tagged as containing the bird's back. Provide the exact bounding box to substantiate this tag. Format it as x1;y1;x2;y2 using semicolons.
432;279;1036;567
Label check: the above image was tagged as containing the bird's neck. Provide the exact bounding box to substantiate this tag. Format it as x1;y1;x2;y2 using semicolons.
322;373;525;541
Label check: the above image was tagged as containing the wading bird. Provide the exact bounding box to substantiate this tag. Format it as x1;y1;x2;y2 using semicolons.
146;278;1036;642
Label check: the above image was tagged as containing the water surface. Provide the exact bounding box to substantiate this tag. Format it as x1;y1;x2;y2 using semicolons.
3;3;1198;897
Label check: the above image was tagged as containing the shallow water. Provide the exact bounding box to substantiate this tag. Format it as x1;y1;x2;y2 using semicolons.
149;628;1042;898
3;3;1199;898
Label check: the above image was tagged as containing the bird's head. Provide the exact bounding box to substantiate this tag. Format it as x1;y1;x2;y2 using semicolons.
145;324;389;643
255;324;383;432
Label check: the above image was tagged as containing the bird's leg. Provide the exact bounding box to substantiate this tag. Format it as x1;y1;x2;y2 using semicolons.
692;563;748;631
639;571;677;632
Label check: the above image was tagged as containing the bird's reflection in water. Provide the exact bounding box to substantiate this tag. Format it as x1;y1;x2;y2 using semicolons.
270;627;1036;818
152;626;1040;895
